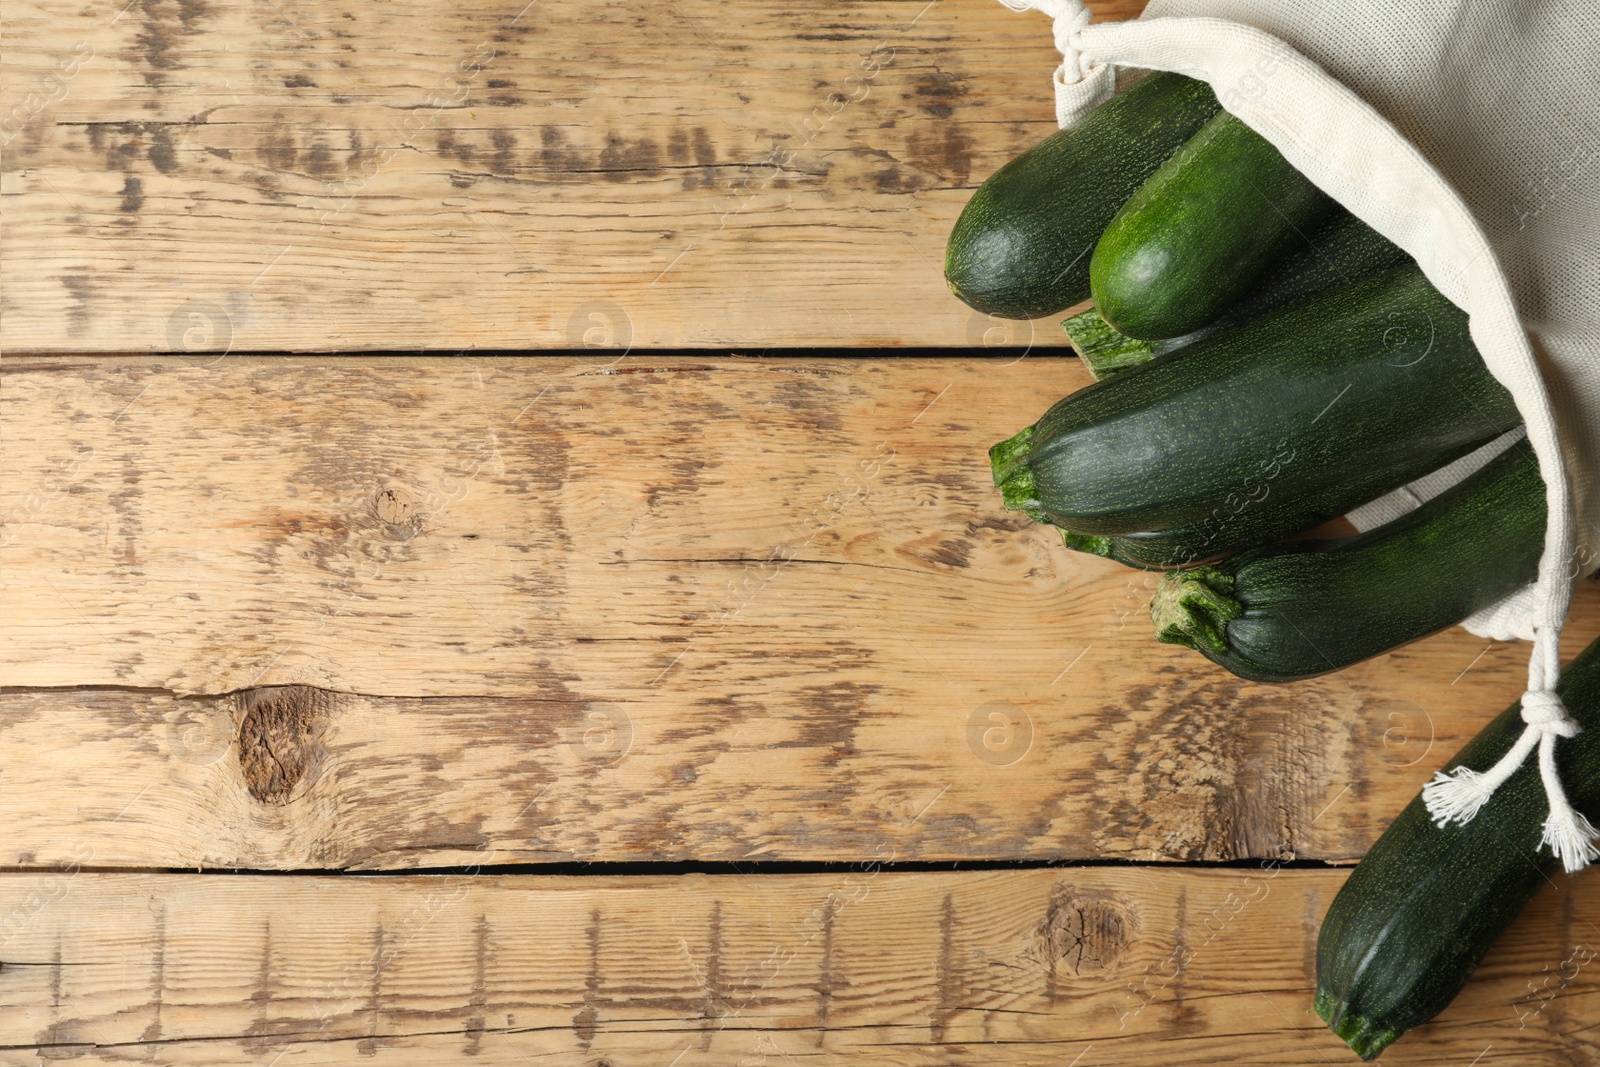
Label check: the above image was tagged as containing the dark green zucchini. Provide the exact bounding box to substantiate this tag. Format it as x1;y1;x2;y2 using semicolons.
1315;631;1600;1059
1089;109;1337;340
945;72;1220;320
1055;492;1347;570
1228;205;1411;322
991;265;1520;553
1150;442;1542;682
1065;208;1412;379
1058;527;1181;568
1053;492;1359;570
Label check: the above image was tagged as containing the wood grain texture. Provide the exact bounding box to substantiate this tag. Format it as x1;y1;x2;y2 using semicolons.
4;354;1598;870
2;354;1086;697
0;0;1146;353
0;867;1595;1064
9;0;1596;1053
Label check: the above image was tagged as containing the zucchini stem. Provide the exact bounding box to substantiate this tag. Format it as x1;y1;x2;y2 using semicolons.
988;424;1033;484
1150;567;1241;654
988;425;1050;522
1058;529;1114;558
1313;990;1401;1061
1062;306;1156;379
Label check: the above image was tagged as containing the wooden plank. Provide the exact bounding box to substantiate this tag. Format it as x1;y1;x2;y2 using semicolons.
0;867;1594;1064
0;0;1145;353
2;354;1085;697
4;354;1598;870
0;631;1587;870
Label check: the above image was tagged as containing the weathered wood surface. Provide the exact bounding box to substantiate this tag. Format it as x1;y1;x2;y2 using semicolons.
4;354;1597;870
8;0;1596;1053
0;0;1145;353
0;868;1594;1064
4;354;1085;698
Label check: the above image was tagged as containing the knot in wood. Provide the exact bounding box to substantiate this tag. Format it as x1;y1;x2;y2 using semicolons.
374;485;418;525
236;685;330;805
1027;885;1134;978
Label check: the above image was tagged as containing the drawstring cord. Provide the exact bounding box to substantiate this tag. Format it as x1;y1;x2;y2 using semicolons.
1424;624;1597;872
995;0;1113;126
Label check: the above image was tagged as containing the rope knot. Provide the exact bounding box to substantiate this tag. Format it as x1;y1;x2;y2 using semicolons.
996;0;1097;80
993;0;1109;127
1052;3;1092;58
1521;689;1580;738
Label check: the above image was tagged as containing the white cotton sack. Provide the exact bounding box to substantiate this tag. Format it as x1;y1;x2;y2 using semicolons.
994;0;1600;868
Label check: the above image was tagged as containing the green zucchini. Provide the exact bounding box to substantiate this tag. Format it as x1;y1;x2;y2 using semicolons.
1066;208;1412;379
1054;492;1337;570
1089;109;1336;340
1315;631;1600;1059
1150;442;1541;683
991;265;1520;554
1228;205;1411;322
1054;493;1356;570
945;72;1220;320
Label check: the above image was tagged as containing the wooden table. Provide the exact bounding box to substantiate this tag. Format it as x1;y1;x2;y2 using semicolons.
4;0;1598;1062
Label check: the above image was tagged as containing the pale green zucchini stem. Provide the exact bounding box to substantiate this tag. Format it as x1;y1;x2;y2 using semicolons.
1150;567;1242;654
1058;529;1115;559
988;425;1049;521
1062;306;1157;379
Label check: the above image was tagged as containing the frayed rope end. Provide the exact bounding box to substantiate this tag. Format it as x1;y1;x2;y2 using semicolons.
1542;808;1600;874
1422;768;1495;826
1426;763;1600;873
